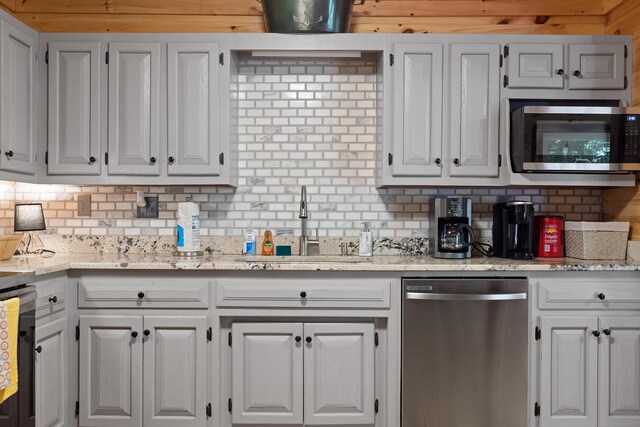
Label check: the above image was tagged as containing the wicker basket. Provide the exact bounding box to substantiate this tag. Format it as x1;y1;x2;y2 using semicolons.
565;222;630;260
0;235;22;261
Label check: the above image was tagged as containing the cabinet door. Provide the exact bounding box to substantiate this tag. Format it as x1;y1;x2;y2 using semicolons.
79;315;143;427
0;22;36;175
143;316;207;427
167;43;220;176
449;44;500;177
35;318;66;427
540;316;599;427
108;43;161;176
391;43;443;177
48;42;101;175
303;323;375;425
599;316;640;427
231;323;303;424
507;44;564;88
569;44;626;90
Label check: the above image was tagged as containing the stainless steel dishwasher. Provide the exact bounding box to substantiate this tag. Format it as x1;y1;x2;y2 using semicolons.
402;278;528;427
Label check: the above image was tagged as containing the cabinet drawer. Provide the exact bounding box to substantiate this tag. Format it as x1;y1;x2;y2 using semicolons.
537;280;640;310
216;278;391;308
36;276;67;320
78;278;210;309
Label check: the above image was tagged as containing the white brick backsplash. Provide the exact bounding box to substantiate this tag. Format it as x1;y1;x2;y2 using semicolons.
0;55;604;241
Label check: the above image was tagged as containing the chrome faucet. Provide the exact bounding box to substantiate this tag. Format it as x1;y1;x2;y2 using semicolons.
298;186;319;256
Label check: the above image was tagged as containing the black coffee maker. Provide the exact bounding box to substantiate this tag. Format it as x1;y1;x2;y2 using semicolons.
492;201;535;259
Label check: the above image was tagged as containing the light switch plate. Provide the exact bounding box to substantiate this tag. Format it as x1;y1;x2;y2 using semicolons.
77;194;91;216
137;197;159;218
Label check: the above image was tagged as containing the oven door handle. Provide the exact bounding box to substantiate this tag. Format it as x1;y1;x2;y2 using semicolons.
405;292;527;301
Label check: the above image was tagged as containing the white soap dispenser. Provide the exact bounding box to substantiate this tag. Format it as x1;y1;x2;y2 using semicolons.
359;222;373;257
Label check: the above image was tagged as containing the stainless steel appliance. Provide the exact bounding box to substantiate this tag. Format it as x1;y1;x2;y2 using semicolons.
493;201;535;260
510;102;640;173
0;272;36;426
402;278;528;427
429;196;474;259
259;0;365;33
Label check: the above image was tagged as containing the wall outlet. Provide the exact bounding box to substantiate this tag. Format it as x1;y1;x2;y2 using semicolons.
77;194;91;216
137;197;159;218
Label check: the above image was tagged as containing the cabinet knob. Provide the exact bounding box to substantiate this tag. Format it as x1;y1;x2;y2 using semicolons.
168;156;175;164
48;296;58;303
300;291;307;298
435;158;441;165
305;336;312;343
89;156;96;164
150;157;156;164
4;150;13;158
573;70;581;77
603;329;611;336
556;69;565;76
597;293;606;300
295;336;302;343
35;346;42;353
453;158;460;166
592;330;601;337
138;291;145;299
131;331;138;338
19;330;27;338
143;329;150;337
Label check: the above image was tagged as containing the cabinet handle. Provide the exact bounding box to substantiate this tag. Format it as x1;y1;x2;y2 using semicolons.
35;346;42;353
597;293;606;300
48;296;58;303
150;157;156;164
295;336;302;343
603;329;611;336
4;150;13;158
143;329;150;336
300;291;307;298
305;336;312;343
573;70;581;77
556;69;564;76
89;156;96;164
453;158;460;166
131;331;138;338
138;292;145;299
435;158;441;165
168;156;175;164
592;330;601;337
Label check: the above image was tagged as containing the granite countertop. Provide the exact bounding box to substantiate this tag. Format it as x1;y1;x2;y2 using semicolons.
0;253;639;276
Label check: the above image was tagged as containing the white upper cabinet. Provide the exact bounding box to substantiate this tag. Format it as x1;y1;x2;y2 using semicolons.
167;42;221;176
569;44;626;90
108;42;161;176
449;43;500;178
506;43;565;88
0;22;37;175
48;42;102;175
391;43;443;178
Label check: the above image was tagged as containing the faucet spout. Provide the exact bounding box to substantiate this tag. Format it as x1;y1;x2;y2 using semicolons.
299;186;308;219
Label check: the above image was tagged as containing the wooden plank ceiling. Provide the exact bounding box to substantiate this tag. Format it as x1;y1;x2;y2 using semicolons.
0;0;615;33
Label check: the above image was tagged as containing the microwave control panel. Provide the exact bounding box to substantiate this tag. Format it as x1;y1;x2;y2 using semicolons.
624;115;639;157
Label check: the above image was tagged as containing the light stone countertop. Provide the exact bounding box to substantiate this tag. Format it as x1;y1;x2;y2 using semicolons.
0;253;639;276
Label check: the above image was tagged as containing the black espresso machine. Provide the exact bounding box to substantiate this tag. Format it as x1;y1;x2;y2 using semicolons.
492;201;535;259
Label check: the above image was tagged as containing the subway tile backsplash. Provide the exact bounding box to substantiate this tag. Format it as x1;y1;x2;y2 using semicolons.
0;56;602;244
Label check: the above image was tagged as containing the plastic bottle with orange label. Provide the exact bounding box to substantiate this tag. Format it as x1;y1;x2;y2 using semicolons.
262;230;274;256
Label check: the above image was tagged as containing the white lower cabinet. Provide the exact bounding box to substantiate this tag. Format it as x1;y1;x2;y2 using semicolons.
35;317;68;427
231;322;375;426
79;315;208;427
539;315;640;427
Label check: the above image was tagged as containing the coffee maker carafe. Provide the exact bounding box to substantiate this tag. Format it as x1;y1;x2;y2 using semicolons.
492;201;535;259
429;197;474;259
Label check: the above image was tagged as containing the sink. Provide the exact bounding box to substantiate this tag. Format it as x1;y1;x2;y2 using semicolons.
236;256;370;264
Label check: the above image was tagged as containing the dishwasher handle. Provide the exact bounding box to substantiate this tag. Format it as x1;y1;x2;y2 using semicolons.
405;292;527;301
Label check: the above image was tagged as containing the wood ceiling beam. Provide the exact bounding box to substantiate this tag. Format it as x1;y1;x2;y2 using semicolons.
13;13;605;34
14;0;606;17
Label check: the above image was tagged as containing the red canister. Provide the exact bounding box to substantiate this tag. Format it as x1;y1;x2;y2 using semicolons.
534;216;564;257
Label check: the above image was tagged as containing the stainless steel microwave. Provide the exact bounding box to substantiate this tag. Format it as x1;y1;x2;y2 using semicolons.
510;105;640;173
